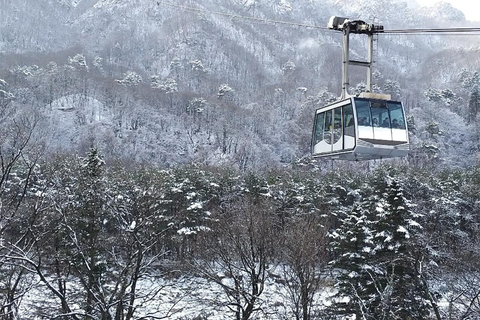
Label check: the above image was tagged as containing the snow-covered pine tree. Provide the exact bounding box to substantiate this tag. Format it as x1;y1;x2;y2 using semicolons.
368;177;430;319
468;86;480;123
78;147;107;316
329;203;376;320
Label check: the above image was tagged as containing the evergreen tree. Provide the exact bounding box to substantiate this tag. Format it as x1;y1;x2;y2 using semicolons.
368;178;430;319
331;172;431;320
468;86;480;123
329;204;377;320
78;147;107;317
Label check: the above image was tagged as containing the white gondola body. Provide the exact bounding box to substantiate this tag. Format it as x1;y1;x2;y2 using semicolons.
312;96;409;160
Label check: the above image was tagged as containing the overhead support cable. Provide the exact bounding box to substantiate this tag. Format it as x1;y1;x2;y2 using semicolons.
157;2;480;36
382;27;480;34
157;1;329;30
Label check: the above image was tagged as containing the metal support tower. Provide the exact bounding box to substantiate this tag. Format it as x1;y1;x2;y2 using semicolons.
328;17;383;99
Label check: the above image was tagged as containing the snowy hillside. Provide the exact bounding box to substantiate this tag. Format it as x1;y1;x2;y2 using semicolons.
1;0;480;168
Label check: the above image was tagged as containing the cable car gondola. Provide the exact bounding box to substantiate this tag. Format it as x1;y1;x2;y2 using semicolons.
312;92;409;160
311;17;409;161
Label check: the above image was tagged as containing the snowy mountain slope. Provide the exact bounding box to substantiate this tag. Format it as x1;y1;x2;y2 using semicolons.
0;0;479;168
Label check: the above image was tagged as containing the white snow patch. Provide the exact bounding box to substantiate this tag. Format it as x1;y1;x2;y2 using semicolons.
186;192;197;200
299;38;320;49
177;227;196;235
408;220;422;228
129;221;136;230
35;191;45;197
187;202;203;210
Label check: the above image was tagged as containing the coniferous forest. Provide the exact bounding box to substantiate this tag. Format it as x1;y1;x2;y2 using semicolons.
1;0;480;319
1;148;480;319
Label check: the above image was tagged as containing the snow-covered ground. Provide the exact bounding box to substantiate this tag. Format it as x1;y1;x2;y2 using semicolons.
19;271;335;319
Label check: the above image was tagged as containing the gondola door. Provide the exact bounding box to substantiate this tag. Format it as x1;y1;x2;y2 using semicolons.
312;100;358;157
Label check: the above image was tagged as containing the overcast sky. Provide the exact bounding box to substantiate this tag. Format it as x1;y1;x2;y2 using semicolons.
414;0;480;21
